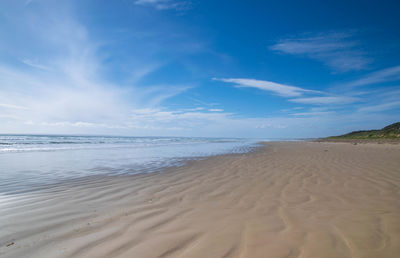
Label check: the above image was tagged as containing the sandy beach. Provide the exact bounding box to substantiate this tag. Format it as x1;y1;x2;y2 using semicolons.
1;141;400;258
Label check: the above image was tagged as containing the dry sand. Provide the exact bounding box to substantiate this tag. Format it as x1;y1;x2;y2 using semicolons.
1;141;400;258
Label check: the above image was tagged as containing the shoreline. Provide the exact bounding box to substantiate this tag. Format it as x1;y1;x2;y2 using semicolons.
0;141;262;197
1;141;400;257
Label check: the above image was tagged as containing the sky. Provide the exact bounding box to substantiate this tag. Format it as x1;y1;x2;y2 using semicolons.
0;0;399;138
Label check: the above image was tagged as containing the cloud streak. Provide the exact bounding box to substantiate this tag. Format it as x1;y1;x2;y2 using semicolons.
270;32;371;72
20;59;51;71
345;65;400;87
215;78;320;97
289;96;359;105
358;100;400;112
134;0;191;10
216;77;363;106
0;103;29;110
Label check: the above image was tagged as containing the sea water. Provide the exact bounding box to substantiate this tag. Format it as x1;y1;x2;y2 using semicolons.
0;135;258;195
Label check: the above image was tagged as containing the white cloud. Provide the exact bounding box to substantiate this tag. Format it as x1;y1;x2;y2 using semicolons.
121;108;324;137
134;0;191;10
209;109;223;112
20;59;51;71
35;121;126;129
289;96;359;104
358;100;400;112
188;97;219;107
0;2;190;134
215;78;319;97
0;103;29;110
216;77;363;107
345;65;400;87
270;32;371;72
292;111;334;116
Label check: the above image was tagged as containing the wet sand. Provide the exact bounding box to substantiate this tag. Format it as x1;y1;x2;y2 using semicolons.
1;141;400;258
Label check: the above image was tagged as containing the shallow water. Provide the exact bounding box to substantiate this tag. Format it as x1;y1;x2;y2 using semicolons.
0;135;258;195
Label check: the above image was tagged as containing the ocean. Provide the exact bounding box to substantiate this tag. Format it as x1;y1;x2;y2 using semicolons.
0;135;258;195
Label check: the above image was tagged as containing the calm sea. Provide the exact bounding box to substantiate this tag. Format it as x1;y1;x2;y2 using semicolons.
0;135;258;195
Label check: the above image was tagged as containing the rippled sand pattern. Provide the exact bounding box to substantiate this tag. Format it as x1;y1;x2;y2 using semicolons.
1;142;400;258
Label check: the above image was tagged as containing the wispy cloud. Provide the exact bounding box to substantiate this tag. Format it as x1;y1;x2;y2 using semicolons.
20;59;51;71
358;100;400;112
188;97;219;107
134;0;191;10
214;78;320;97
0;1;190;134
216;77;362;106
345;65;400;87
123;108;333;138
33;121;126;129
0;103;29;110
292;111;335;116
270;32;371;72
289;96;359;105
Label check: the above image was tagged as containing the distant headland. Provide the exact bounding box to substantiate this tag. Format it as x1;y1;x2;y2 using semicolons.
322;122;400;143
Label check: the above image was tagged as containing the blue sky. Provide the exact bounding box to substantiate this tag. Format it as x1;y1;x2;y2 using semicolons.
0;0;399;138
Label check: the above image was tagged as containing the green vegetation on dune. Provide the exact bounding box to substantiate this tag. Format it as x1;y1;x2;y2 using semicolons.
326;122;400;139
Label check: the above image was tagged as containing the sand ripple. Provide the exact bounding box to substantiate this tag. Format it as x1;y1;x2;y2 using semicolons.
1;142;400;258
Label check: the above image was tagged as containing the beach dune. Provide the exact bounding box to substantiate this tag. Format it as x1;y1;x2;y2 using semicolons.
1;142;400;258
